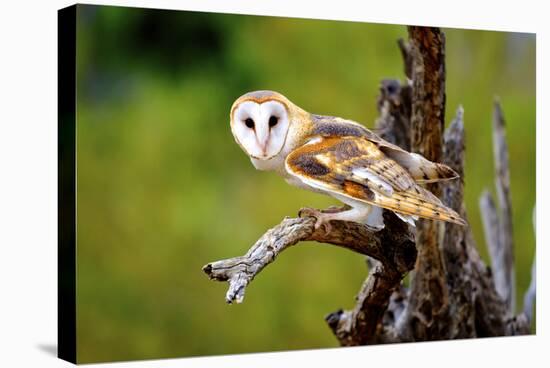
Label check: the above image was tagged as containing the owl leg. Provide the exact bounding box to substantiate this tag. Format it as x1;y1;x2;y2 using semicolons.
363;205;385;230
299;204;384;233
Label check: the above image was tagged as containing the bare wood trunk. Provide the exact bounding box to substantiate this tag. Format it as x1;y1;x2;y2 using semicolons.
398;26;450;341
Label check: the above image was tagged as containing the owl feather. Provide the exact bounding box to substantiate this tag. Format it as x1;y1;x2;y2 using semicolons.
229;90;466;229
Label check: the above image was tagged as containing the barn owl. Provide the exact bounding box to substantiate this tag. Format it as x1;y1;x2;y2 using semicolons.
229;90;466;231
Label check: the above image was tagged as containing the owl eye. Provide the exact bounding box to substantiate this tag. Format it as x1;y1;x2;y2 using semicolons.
269;116;278;128
244;118;255;129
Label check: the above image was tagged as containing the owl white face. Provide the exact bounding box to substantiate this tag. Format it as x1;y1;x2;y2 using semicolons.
231;100;290;160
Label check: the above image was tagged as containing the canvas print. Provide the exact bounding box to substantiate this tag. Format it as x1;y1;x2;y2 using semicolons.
58;4;536;364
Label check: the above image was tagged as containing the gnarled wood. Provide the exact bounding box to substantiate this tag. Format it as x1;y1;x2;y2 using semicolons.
401;26;450;341
204;210;415;307
440;107;476;338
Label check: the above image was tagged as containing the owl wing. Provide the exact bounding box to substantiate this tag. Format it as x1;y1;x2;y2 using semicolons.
285;135;466;225
310;115;459;183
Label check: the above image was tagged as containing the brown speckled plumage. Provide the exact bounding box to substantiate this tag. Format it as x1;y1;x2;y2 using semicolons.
285;136;465;225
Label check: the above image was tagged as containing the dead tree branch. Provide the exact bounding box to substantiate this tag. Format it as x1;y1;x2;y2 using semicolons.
479;99;515;314
492;99;515;314
204;211;415;309
203;217;315;304
439;107;476;338
480;192;500;265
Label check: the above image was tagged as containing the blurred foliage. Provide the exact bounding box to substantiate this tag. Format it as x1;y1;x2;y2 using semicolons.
74;4;536;363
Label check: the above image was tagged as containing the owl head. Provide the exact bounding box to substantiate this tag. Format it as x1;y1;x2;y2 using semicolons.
230;90;306;160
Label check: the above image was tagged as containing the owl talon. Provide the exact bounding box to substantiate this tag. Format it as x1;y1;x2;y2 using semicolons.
313;214;333;235
318;220;333;235
299;207;333;234
298;207;319;219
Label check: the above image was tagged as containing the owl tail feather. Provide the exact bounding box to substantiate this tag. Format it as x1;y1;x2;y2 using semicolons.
407;160;459;183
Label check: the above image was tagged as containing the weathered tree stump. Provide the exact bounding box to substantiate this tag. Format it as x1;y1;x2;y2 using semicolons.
203;26;535;345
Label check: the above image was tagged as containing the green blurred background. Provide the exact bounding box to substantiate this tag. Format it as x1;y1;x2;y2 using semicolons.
74;4;536;363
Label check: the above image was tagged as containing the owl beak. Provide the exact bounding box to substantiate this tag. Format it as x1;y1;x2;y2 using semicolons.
258;139;269;157
254;128;270;158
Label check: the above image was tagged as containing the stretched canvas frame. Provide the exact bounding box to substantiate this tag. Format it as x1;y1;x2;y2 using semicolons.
58;3;536;364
